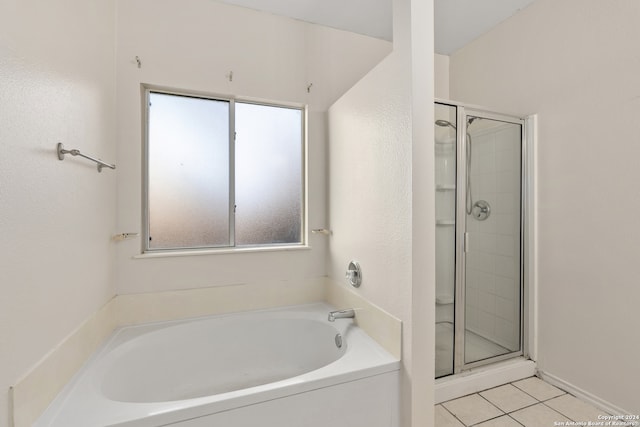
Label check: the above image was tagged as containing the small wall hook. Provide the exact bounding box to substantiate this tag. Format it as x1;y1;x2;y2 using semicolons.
307;83;313;93
226;71;234;82
311;228;331;235
135;56;142;68
112;233;140;242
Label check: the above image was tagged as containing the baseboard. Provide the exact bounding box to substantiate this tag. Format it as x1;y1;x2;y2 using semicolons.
537;370;632;416
8;386;14;427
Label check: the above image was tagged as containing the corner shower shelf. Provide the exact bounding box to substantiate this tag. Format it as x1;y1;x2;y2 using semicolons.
436;185;456;191
436;219;455;226
436;295;454;305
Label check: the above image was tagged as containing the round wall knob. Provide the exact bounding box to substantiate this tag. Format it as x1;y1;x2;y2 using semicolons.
345;261;362;288
472;200;491;221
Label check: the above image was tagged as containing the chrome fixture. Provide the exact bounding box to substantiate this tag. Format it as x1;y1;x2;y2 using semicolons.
435;118;478;216
345;260;362;288
435;119;455;128
311;228;331;235
471;200;491;221
328;308;355;322
334;333;343;348
57;143;116;173
112;233;140;241
435;101;527;379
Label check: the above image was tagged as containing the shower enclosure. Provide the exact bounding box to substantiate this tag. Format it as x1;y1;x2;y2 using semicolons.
435;101;526;378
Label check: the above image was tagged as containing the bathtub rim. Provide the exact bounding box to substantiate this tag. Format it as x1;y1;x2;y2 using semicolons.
98;315;349;403
102;302;349;357
36;302;401;427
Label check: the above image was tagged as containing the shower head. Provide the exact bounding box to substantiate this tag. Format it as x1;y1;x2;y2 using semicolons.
437;118;480;130
435;119;456;129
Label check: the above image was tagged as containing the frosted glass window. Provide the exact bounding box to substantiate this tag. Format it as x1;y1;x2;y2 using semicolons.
235;103;302;245
144;89;304;252
147;92;230;249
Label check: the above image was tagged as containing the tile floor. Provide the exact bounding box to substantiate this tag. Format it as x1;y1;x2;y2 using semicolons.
436;377;612;427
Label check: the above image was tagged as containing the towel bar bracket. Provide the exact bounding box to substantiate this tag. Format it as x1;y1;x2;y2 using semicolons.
57;143;116;173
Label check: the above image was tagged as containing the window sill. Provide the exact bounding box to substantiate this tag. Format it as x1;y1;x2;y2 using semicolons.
133;244;311;259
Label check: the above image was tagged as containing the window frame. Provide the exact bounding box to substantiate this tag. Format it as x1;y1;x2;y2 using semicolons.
141;84;307;254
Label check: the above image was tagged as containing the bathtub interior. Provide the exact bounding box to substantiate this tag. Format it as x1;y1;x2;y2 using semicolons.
100;317;347;402
36;302;400;427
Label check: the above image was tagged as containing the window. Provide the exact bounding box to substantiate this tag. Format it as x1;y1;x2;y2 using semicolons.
144;88;305;252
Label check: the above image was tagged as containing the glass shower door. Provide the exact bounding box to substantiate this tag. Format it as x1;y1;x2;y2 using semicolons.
462;113;523;366
435;103;457;378
435;101;525;378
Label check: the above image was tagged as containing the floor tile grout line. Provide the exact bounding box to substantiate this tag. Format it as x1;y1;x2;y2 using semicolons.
465;394;508;427
510;381;541;402
443;394;508;427
507;414;526;427
479;383;544;414
467;413;514;427
467;413;528;427
436;377;590;427
507;378;577;423
441;377;545;406
505;399;546;415
440;376;538;406
477;392;507;415
542;394;614;420
510;378;567;404
541;400;580;423
446;392;507;426
439;401;469;427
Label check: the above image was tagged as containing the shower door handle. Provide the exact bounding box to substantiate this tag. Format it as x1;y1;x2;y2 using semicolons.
464;232;469;253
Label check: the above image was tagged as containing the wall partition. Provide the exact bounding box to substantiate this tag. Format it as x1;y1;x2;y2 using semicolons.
435;101;526;378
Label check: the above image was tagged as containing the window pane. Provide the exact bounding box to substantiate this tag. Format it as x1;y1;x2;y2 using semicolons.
148;92;230;249
235;103;302;245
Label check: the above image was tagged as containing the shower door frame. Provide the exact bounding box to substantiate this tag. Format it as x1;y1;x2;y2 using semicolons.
438;100;531;375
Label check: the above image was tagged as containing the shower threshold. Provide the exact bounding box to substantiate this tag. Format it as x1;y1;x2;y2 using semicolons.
435;357;536;404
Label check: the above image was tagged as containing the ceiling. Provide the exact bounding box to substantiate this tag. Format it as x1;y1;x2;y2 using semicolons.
434;0;536;54
217;0;536;55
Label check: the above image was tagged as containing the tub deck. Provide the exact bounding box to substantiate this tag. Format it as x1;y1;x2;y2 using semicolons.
36;303;400;427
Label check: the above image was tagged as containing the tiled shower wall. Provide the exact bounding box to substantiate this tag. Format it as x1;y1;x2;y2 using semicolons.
435;121;456;325
465;124;522;351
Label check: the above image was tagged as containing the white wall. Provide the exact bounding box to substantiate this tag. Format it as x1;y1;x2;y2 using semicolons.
434;53;450;99
115;0;391;295
1;0;435;424
327;0;435;424
0;0;116;425
450;0;640;413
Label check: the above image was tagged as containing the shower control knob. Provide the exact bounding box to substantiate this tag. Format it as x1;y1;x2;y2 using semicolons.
345;261;362;288
472;200;491;221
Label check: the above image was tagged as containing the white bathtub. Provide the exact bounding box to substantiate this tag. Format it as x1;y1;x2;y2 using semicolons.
36;303;400;427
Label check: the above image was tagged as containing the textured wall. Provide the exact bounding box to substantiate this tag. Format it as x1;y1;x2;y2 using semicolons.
0;0;117;425
114;0;392;295
327;0;436;424
0;0;438;425
434;53;450;99
450;0;640;413
327;8;413;381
